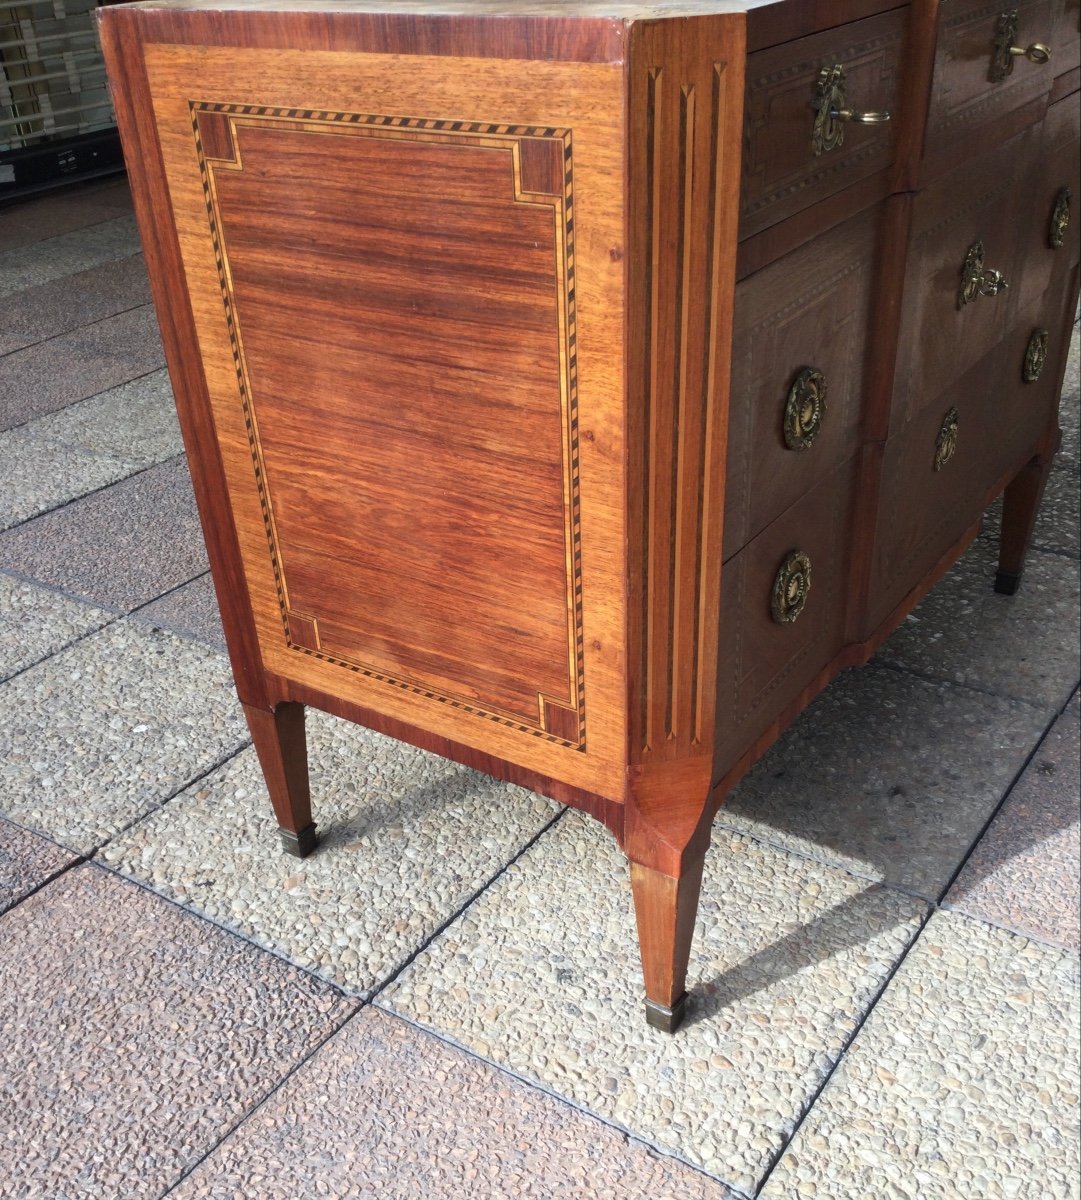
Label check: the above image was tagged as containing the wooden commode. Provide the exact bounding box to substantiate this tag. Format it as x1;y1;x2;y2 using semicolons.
98;0;1080;1032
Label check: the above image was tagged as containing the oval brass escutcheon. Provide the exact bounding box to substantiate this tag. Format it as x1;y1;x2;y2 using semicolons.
990;10;1052;82
810;64;890;156
934;406;959;471
771;550;812;624
784;367;828;450
1050;186;1071;250
959;240;1008;308
1023;328;1049;383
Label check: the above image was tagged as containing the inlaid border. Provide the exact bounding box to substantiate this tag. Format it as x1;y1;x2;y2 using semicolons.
189;100;586;748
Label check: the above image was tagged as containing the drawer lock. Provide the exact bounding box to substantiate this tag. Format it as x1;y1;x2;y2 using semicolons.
989;11;1052;83
1049;187;1071;249
811;65;891;156
784;367;828;450
771;550;813;624
1023;328;1049;383
934;407;959;471
958;240;1009;307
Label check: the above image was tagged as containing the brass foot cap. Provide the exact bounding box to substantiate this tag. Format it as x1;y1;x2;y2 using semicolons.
645;993;688;1034
994;569;1022;596
280;823;318;858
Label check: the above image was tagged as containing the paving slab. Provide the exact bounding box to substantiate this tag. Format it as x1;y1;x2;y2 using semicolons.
763;910;1081;1200
378;812;926;1195
0;457;208;611
0;304;164;431
715;665;1053;899
134;572;227;652
945;703;1080;951
0;212;141;299
0;817;77;914
27;368;182;468
875;542;1080;708
0;252;152;355
100;708;561;996
0;619;248;853
0;864;356;1200
0;175;132;252
0;571;113;682
0;427;135;531
172;1006;733;1200
1056;321;1079;472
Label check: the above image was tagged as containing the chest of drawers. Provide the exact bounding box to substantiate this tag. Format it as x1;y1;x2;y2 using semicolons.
99;0;1079;1032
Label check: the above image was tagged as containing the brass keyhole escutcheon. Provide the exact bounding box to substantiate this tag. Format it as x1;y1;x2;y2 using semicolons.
990;10;1052;82
771;550;812;624
1050;187;1071;249
811;65;890;156
959;240;1009;308
1023;328;1049;383
934;407;959;471
784;367;828;450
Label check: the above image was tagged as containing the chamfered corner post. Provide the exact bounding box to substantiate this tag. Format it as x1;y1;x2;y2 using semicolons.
994;452;1054;595
241;701;317;857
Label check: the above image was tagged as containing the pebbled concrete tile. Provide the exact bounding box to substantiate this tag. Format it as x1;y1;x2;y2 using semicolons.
378;812;926;1195
0;620;247;853
100;708;561;997
0;253;152;355
945;704;1080;951
27;368;182;469
716;665;1053;899
0;864;356;1200
0;817;76;914
0;457;207;611
1056;321;1079;472
0;427;134;531
0;572;113;682
0;212;141;299
134;573;226;653
0;175;132;252
0;304;164;431
763;911;1081;1200
875;542;1080;708
172;1006;735;1200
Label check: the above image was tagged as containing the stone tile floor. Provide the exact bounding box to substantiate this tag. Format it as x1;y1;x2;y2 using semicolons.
0;175;1078;1199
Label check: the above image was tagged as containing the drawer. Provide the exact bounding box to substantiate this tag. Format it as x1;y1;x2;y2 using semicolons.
975;294;1073;485
725;205;881;559
1016;95;1081;311
713;459;855;780
740;7;906;239
892;125;1039;428
867;354;998;630
923;0;1056;179
1051;0;1081;78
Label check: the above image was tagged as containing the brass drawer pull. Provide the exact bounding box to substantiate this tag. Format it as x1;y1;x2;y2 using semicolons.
958;240;1008;307
990;11;1052;82
1023;328;1049;382
771;550;812;624
934;407;959;471
812;65;891;156
1050;187;1071;249
784;367;828;450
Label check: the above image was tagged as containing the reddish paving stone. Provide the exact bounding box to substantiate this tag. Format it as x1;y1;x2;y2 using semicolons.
0;818;76;913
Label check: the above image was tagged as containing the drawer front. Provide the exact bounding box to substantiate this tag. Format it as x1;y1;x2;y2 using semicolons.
725;205;880;559
1016;94;1081;310
1052;0;1081;78
740;8;906;239
893;125;1039;427
868;355;997;629
714;459;854;780
924;0;1055;174
976;296;1073;484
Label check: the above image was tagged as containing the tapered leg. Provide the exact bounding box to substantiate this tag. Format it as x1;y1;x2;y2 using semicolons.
242;701;317;857
995;455;1053;595
629;851;707;1033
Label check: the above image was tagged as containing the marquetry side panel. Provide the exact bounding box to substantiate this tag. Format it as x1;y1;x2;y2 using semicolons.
626;17;746;784
141;44;629;801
